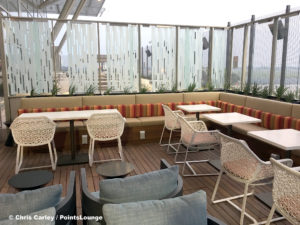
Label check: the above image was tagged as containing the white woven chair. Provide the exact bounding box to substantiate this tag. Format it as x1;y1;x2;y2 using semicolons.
211;132;293;225
10;116;57;174
86;112;125;167
266;158;300;225
159;104;195;154
175;115;219;176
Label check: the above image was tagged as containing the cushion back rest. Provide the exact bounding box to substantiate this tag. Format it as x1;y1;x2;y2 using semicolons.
219;92;247;106
99;166;179;203
291;104;300;119
245;96;292;116
0;185;62;220
183;92;220;102
135;93;183;104
82;95;135;106
103;190;207;225
21;97;82;109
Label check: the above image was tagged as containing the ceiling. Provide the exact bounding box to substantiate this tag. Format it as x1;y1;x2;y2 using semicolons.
0;0;105;17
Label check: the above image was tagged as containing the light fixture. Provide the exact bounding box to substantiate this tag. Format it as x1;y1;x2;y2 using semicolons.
268;19;285;40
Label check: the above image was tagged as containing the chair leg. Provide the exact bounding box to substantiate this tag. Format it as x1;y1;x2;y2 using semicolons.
240;183;249;225
117;137;124;161
174;139;182;163
89;138;94;167
52;140;57;165
15;145;21;174
159;126;166;145
266;204;276;225
211;169;223;202
182;145;190;175
166;129;173;153
48;142;56;171
19;146;24;169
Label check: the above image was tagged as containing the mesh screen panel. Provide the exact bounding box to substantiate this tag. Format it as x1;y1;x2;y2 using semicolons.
252;22;273;87
231;27;244;89
285;15;300;98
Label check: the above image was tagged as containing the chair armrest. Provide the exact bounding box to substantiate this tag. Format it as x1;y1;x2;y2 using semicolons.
55;171;76;225
277;158;293;167
292;166;300;172
173;110;184;117
264;158;293;167
183;117;197;122
80;168;105;224
160;159;183;198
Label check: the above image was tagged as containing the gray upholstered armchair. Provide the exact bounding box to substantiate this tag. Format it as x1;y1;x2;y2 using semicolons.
0;171;76;225
81;159;183;225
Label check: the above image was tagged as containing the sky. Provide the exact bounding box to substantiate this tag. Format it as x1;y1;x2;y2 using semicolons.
98;0;300;27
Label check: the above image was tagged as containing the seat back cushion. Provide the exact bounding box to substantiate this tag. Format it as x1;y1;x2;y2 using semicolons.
82;95;135;106
135;93;183;104
0;207;56;225
291;104;300;119
183;92;220;102
21;97;82;109
0;185;62;220
103;190;207;225
99;166;179;203
219;92;247;106
245;96;292;116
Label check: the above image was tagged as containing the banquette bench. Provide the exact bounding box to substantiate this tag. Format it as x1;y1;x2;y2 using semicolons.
16;92;300;163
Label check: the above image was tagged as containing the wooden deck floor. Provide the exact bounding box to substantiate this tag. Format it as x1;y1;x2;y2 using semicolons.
0;130;291;225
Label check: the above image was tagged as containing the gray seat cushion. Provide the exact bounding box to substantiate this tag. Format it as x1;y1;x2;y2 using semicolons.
0;185;62;220
99;166;179;203
0;207;55;225
103;190;207;225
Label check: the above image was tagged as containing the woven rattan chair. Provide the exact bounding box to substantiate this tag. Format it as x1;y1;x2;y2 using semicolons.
266;158;300;225
159;104;185;154
86;112;125;167
175;115;219;177
211;132;293;225
10;116;57;174
159;104;196;154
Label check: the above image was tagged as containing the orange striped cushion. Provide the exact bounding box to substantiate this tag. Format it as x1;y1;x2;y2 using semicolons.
271;114;284;129
283;116;292;128
46;108;56;112
157;104;164;116
234;105;244;113
18;109;30;115
73;106;82;111
262;112;272;129
93;105;103;110
227;103;235;112
291;118;300;131
32;108;43;113
83;105;91;110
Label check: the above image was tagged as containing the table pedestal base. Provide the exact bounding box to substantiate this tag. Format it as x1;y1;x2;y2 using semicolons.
57;153;89;166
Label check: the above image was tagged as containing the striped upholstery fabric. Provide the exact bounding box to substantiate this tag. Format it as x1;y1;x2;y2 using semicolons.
18;106;82;115
17;98;300;131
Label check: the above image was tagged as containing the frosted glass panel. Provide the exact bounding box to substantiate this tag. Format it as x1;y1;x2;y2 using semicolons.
66;22;99;93
212;29;227;89
178;28;203;90
3;19;54;95
106;24;139;92
151;26;176;91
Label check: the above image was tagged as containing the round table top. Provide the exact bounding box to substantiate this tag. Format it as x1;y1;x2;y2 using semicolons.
8;170;53;190
96;161;134;178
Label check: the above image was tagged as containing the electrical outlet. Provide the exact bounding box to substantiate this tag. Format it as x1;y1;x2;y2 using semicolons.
140;130;145;140
82;135;88;144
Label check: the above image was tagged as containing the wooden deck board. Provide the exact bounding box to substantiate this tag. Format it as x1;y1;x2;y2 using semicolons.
0;131;291;225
